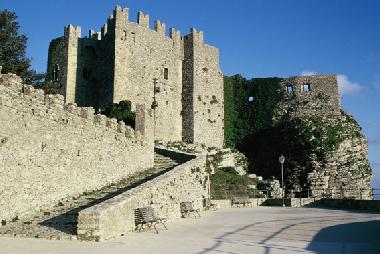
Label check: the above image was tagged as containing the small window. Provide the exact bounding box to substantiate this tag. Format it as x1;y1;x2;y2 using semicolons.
53;64;60;81
164;68;168;80
287;85;294;94
83;67;88;80
248;96;254;102
303;83;311;92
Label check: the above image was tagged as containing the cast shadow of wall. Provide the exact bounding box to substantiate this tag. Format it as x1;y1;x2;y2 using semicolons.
306;220;380;254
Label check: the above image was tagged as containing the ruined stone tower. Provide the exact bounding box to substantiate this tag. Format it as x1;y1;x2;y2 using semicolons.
47;5;224;148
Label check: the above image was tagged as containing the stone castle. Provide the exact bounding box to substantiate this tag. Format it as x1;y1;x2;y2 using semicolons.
47;6;224;148
0;5;373;241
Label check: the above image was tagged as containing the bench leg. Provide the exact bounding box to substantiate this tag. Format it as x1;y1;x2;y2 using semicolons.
160;221;168;230
153;223;159;234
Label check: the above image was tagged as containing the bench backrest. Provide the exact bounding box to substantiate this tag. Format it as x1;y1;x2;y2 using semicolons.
180;202;193;212
135;207;155;224
232;196;250;202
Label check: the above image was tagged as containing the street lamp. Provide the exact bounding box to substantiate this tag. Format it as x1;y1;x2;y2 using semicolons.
279;154;285;207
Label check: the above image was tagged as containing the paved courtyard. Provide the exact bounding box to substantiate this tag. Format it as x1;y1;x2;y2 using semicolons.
1;207;379;254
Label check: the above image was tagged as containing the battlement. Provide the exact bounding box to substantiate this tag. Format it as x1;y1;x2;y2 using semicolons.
0;73;145;140
154;20;166;35
64;24;81;38
188;28;204;44
137;11;149;27
61;6;212;46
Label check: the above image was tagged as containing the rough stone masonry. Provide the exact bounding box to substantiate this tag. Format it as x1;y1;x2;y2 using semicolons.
0;73;154;222
47;5;224;148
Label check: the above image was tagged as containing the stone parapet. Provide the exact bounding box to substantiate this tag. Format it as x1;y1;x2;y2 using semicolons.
77;149;208;241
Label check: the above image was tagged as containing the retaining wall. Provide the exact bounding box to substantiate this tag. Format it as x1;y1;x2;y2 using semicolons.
77;150;208;241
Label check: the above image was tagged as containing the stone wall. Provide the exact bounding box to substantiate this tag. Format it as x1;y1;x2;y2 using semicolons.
112;7;184;142
77;149;209;241
183;29;224;148
47;5;225;148
312;198;380;211
211;198;266;208
0;74;154;222
46;36;66;95
275;74;341;121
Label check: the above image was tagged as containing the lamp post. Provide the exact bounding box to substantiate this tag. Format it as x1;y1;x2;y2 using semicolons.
151;78;160;137
279;154;285;207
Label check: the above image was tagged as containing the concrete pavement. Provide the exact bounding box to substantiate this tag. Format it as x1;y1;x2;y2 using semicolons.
1;207;380;254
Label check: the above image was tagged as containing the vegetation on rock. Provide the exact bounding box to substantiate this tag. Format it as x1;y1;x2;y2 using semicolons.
224;74;371;191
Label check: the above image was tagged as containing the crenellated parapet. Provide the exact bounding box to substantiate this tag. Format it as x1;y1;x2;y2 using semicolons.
137;11;149;27
64;24;81;38
0;73;150;142
154;20;166;35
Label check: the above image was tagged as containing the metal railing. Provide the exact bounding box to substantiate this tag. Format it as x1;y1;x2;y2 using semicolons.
211;188;269;200
211;187;380;200
288;188;379;200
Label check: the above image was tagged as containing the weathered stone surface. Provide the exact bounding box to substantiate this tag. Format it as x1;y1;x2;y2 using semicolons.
274;74;341;121
47;6;224;148
0;74;154;222
77;149;209;241
0;152;181;240
270;74;372;200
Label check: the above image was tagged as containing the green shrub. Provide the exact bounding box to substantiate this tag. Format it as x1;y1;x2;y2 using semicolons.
101;100;135;128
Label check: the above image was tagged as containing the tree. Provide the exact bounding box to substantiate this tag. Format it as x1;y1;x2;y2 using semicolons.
0;10;32;80
101;100;136;128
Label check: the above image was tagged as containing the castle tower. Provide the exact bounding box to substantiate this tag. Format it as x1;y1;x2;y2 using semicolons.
64;25;81;103
182;28;224;148
47;6;225;148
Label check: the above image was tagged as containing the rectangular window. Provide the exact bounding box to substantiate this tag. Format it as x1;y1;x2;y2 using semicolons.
164;68;169;80
287;85;294;94
303;84;311;92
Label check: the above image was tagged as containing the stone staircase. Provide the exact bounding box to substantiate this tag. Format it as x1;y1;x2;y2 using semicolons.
0;151;187;240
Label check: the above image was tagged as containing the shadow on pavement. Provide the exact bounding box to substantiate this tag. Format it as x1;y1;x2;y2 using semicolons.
306;220;380;254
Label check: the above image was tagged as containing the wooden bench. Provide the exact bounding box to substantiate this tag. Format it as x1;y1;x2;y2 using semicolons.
180;202;201;218
135;207;167;234
231;196;251;207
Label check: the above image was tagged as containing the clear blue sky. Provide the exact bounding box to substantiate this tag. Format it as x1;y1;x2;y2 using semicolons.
3;0;380;188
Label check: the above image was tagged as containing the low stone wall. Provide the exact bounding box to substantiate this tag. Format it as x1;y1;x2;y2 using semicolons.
262;198;317;207
0;74;154;221
311;199;380;212
77;150;208;241
211;198;266;208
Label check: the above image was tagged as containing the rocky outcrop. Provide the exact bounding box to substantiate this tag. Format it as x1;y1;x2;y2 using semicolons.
306;115;372;199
